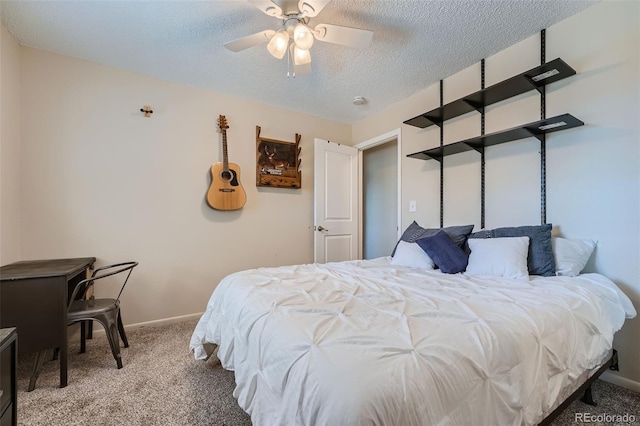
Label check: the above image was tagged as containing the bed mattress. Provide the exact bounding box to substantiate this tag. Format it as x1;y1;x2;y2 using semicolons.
190;257;635;425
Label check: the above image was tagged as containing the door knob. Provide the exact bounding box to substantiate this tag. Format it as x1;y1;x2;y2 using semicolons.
317;226;329;232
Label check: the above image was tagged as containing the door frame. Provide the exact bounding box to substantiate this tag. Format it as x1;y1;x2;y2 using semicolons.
354;128;402;258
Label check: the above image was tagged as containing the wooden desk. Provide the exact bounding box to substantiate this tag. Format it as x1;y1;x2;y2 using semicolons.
0;258;95;389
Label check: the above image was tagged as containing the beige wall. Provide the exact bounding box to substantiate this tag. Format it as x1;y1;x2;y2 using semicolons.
17;46;350;325
0;23;22;265
353;1;640;388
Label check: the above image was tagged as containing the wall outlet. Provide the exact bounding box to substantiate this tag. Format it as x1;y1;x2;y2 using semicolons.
409;200;417;212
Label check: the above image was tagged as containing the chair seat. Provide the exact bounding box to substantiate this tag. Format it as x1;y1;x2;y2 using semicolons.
68;298;119;320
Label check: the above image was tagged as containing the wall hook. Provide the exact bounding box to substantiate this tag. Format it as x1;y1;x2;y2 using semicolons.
140;105;153;117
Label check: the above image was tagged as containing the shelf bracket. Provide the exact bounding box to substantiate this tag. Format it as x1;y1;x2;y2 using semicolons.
424;151;443;162
522;76;544;94
429;117;444;128
521;126;545;142
462;98;484;113
409;150;443;162
403;114;440;128
423;115;442;127
464;142;484;154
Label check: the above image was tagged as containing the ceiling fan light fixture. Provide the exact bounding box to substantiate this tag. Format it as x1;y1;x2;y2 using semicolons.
225;0;374;77
267;30;290;59
293;46;311;65
293;23;314;50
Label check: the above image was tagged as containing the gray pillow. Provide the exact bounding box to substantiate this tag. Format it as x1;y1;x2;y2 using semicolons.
392;221;474;256
468;224;555;276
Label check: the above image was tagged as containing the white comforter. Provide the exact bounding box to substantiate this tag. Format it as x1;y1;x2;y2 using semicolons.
190;257;636;426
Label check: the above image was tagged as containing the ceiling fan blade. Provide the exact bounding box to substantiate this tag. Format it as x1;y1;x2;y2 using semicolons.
313;24;373;48
298;0;331;17
223;30;276;52
293;61;312;76
247;0;284;18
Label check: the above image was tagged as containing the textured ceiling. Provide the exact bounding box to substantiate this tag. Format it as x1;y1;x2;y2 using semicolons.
0;0;597;124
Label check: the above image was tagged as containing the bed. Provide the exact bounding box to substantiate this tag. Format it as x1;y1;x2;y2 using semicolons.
189;225;636;425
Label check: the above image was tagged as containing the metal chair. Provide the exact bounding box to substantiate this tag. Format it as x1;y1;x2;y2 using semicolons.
67;261;138;367
28;261;138;391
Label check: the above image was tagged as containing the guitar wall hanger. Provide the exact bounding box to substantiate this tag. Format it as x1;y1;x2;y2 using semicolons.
140;105;153;117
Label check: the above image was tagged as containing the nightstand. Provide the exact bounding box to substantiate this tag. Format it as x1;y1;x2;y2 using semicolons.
0;328;17;426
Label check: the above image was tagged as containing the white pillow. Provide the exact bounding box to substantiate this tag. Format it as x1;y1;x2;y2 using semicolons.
552;237;596;277
391;240;435;270
465;236;530;280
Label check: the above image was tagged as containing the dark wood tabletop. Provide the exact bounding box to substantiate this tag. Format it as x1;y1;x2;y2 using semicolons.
0;257;96;280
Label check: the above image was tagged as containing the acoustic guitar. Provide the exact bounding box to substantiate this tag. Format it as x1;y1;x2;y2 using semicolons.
206;115;246;210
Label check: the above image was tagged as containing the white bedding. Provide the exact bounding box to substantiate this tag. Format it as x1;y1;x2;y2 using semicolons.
189;257;636;426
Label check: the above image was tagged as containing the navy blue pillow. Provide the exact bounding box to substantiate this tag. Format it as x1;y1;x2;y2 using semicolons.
468;224;555;276
416;230;469;274
391;221;474;256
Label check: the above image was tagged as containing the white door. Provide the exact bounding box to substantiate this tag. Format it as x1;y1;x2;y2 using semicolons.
314;139;359;263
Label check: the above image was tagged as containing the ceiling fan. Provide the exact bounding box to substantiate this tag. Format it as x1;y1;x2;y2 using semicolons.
224;0;374;76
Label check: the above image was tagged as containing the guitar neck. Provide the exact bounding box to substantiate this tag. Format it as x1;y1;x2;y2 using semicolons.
221;129;229;171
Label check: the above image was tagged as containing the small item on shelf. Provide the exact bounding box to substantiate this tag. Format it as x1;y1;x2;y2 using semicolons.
262;168;283;175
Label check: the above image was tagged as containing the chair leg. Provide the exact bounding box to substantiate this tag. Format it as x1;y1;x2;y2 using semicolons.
117;310;129;348
80;321;87;353
28;350;48;392
98;312;123;369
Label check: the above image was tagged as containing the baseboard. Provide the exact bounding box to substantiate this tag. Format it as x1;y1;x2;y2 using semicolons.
81;312;203;338
124;312;203;331
600;370;640;393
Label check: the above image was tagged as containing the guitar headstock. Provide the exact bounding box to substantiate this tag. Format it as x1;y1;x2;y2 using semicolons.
218;115;229;131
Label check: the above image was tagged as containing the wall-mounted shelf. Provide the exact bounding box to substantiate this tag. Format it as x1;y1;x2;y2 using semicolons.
404;30;579;227
404;58;576;129
408;114;583;161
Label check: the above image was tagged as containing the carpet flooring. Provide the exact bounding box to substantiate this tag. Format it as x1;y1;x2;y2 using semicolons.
15;319;640;426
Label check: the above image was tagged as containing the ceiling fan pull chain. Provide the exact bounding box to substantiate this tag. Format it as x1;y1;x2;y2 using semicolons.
287;43;295;78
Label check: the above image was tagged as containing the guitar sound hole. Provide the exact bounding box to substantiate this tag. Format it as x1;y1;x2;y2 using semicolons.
221;171;232;180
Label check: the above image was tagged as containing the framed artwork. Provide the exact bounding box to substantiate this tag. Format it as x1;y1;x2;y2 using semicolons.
256;126;302;189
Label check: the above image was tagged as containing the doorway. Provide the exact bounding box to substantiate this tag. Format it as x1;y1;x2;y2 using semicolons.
356;129;402;259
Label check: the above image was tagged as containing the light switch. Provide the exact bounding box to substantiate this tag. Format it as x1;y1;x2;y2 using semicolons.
409;200;417;212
